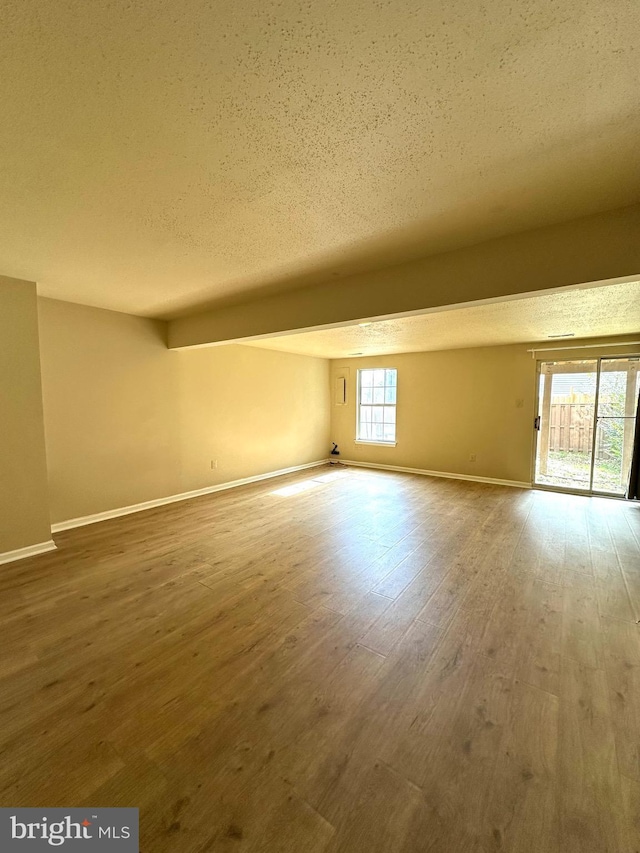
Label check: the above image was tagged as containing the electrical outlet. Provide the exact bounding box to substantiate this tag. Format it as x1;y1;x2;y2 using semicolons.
469;453;477;462
210;459;218;469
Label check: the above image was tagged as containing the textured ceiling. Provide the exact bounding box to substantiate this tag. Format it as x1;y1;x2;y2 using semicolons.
1;0;639;318
243;282;640;358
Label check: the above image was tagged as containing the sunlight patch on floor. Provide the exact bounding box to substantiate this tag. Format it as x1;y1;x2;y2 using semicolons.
270;479;323;497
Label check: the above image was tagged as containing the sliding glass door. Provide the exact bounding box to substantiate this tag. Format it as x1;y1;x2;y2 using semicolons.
534;356;639;496
534;360;597;492
592;358;640;495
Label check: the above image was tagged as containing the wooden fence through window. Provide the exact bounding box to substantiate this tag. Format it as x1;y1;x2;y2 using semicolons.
549;402;594;454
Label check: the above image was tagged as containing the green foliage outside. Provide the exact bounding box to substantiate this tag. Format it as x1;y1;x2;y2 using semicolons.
596;370;626;461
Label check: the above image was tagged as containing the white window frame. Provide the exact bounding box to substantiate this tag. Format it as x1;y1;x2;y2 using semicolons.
355;368;397;446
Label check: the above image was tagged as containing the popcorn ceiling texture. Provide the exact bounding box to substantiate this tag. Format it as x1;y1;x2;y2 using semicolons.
1;0;638;317
244;282;640;358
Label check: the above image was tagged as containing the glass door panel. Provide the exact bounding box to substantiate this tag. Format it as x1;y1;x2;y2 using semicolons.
534;360;598;491
592;358;640;495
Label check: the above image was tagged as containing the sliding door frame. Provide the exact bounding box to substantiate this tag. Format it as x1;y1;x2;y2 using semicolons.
532;353;640;498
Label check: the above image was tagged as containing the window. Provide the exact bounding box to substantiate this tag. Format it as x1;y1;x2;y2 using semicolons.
356;368;397;444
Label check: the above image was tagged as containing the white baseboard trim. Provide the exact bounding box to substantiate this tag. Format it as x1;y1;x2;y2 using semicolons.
51;460;328;533
0;539;57;566
339;459;531;489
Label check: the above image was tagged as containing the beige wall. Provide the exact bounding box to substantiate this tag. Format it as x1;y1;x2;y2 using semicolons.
38;298;330;524
0;277;51;552
176;344;330;493
330;336;640;485
38;299;182;522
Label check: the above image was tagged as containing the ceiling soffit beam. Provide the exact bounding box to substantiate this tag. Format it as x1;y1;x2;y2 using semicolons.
168;204;640;350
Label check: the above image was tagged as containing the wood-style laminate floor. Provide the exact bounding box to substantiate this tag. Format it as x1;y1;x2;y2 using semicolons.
2;465;640;852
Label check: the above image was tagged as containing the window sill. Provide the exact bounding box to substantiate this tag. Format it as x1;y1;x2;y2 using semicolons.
355;439;397;447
